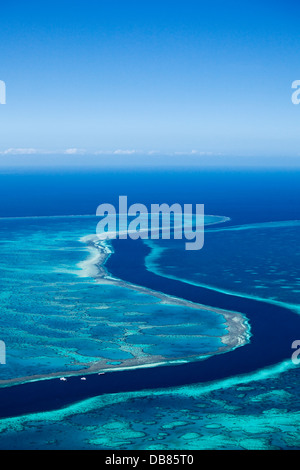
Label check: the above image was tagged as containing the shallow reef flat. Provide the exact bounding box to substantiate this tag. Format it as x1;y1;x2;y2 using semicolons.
0;215;246;385
0;359;298;450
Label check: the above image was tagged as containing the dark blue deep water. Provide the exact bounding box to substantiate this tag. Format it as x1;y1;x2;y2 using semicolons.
0;167;299;223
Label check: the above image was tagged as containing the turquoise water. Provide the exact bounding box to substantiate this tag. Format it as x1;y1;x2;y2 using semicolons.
0;361;298;450
0;215;231;383
0;212;299;449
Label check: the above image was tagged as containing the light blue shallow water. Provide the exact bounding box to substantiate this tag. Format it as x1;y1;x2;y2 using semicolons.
0;360;298;450
0;215;230;383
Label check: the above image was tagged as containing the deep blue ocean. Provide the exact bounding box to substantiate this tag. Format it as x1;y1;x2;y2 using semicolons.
0;167;299;450
0;167;299;222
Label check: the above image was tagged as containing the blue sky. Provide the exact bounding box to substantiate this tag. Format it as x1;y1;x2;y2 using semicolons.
0;0;300;165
